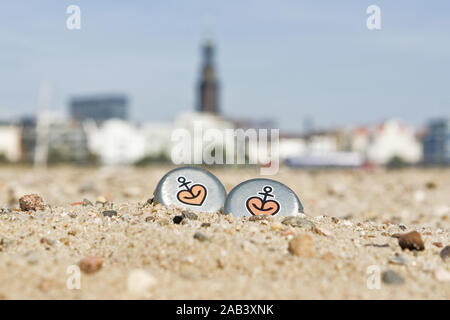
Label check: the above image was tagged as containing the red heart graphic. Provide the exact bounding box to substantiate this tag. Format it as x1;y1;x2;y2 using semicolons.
246;197;280;216
177;184;207;206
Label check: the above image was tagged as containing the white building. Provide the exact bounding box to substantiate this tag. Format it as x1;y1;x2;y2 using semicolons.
0;123;21;162
85;119;146;165
366;120;422;164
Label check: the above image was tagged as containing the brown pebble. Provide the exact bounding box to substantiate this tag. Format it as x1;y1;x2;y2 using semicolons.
19;194;45;212
78;256;103;274
40;238;54;246
396;231;425;251
425;181;436;189
433;242;443;248
440;246;450;261
288;234;315;257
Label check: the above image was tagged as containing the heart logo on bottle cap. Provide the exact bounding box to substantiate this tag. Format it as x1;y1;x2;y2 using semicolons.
176;176;207;206
246;185;280;216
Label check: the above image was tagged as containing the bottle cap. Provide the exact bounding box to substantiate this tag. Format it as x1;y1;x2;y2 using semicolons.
224;178;303;217
154;167;226;213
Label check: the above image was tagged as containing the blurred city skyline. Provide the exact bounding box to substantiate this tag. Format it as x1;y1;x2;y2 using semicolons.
1;0;450;131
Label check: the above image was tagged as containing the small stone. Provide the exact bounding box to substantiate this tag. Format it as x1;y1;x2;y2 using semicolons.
314;227;331;236
425;181;437;189
0;238;11;248
434;267;450;282
389;254;408;266
365;243;389;248
40;238;55;246
173;215;184;224
96;196;107;204
201;222;211;228
395;231;425;251
249;215;269;222
440;246;450;261
382;270;405;285
282;216;315;230
82;198;93;206
102;210;117;217
433;242;443;248
146;197;154;206
78;256;103;274
182;211;198;220
288;234;315;257
193;232;210;242
271;222;284;231
127;269;157;296
145;216;156;222
331;217;339;224
19;194;45;212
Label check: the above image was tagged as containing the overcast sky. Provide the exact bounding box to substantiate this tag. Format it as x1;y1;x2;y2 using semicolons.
1;0;449;131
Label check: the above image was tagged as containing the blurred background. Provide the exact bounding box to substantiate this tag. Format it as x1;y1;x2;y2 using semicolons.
0;0;449;168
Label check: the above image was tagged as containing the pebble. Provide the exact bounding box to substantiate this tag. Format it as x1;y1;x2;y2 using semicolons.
127;269;157;296
78;256;103;274
282;216;315;230
434;267;450;282
314;227;331;236
102;210;117;217
0;238;11;248
182;211;198;220
270;222;284;231
425;181;437;189
82;198;93;207
193;232;210;242
96;196;107;204
394;231;425;251
19;194;45;212
389;254;408;266
331;217;339;224
433;242;443;248
249;215;269;222
440;246;450;261
173;215;184;224
382;270;405;285
201;222;211;228
40;238;55;246
288;234;315;257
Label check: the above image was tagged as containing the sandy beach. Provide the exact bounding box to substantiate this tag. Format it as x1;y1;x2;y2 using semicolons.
0;166;448;299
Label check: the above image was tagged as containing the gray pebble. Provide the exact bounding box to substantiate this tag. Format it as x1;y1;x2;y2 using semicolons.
201;223;211;228
282;216;315;230
389;254;408;266
182;211;198;220
0;238;11;248
382;270;405;285
102;210;118;217
440;246;450;262
82;198;93;207
193;232;210;242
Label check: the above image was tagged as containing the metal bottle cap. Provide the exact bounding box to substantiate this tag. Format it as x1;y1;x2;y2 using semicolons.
224;178;303;217
153;167;226;213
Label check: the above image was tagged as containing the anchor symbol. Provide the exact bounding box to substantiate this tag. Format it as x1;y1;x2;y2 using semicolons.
176;176;207;206
245;185;280;216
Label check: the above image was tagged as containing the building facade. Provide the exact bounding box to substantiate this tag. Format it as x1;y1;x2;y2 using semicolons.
422;118;450;165
70;95;128;123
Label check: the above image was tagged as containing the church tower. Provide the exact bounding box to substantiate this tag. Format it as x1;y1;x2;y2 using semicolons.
197;39;219;114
